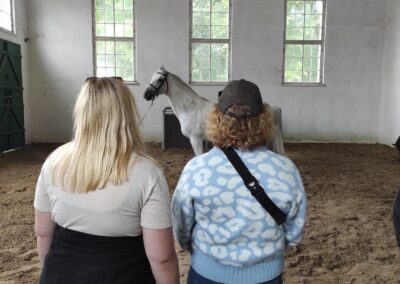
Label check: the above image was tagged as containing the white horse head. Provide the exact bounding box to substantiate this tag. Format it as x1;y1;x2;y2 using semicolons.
143;66;168;101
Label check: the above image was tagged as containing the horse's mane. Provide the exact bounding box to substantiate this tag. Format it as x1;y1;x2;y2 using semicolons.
168;72;211;103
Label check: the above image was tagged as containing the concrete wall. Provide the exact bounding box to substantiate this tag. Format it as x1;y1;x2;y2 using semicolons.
26;0;386;144
0;0;31;144
380;0;400;146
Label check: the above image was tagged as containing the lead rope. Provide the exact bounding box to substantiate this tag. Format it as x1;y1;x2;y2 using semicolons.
138;99;154;126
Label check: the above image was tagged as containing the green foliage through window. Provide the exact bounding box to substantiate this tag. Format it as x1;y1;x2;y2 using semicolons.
191;0;230;82
94;0;135;81
284;0;325;84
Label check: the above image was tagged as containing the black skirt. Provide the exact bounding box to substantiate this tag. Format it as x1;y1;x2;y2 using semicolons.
40;225;155;284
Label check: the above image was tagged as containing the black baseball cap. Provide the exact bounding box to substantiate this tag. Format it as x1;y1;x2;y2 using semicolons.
218;79;263;118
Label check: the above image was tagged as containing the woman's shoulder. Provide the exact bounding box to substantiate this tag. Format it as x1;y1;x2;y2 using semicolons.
239;147;299;173
41;143;73;169
182;147;221;172
129;153;164;178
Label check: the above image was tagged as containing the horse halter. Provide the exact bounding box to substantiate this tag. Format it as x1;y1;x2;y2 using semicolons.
148;71;169;100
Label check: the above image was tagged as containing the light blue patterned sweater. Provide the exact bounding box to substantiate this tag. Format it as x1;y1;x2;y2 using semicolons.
172;147;306;284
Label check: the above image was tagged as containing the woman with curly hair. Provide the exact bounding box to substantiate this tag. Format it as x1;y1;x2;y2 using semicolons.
172;79;307;284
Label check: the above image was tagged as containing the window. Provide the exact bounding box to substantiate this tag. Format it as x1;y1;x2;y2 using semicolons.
283;0;326;84
0;0;14;33
93;0;135;82
190;0;231;83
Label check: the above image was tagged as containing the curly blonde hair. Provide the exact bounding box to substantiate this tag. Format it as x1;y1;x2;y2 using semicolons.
206;104;276;150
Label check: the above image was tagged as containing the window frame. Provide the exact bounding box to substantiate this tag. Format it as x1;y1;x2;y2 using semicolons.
91;0;137;84
189;0;232;84
282;0;327;86
0;0;15;35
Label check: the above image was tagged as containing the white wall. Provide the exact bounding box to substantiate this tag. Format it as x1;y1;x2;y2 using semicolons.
0;0;31;144
26;0;386;144
26;0;93;143
380;0;400;146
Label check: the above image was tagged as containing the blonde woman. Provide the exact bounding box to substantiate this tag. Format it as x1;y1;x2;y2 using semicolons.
172;80;306;284
34;77;179;284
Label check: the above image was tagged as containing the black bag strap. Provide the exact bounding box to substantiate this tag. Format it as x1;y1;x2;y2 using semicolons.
222;147;287;225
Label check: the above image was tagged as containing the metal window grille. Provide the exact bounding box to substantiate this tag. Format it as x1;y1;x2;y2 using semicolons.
0;0;15;34
92;0;136;82
190;0;232;83
282;0;327;85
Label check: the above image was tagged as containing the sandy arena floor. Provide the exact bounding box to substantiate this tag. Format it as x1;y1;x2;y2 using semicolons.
0;143;400;283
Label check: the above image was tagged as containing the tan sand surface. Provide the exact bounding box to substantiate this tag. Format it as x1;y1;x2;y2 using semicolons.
0;143;399;283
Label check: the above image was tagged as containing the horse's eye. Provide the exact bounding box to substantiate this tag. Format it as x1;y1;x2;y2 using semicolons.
158;78;162;82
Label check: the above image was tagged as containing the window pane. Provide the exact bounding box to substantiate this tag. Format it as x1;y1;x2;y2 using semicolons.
293;45;303;57
287;1;304;14
124;25;134;37
94;0;135;81
193;12;210;25
211;25;228;39
210;43;228;82
305;14;322;28
115;0;124;10
311;70;319;82
96;24;105;36
96;40;106;54
192;69;201;81
193;0;210;12
105;9;114;22
211;0;229;12
302;71;311;82
306;1;323;14
95;0;105;9
124;11;133;23
105;24;114;36
97;68;106;77
191;0;230;82
193;25;211;38
106;55;115;67
304;27;321;40
124;0;133;10
115;11;124;23
115;24;124;36
97;55;106;67
286;27;303;40
96;10;105;23
211;12;228;25
106;68;115;76
105;0;113;10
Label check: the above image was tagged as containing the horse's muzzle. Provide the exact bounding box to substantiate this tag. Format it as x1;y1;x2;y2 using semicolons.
143;85;156;101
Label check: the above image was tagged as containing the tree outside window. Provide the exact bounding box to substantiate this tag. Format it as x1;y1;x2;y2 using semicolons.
283;0;326;84
190;0;231;83
93;0;135;81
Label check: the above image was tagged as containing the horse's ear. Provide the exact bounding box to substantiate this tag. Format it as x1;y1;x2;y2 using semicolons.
161;65;165;71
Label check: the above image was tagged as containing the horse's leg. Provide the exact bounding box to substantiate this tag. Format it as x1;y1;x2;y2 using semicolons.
190;136;204;156
272;107;286;156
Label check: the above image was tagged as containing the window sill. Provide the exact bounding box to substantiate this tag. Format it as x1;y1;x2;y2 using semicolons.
281;83;327;87
124;81;140;86
0;27;16;37
189;82;227;86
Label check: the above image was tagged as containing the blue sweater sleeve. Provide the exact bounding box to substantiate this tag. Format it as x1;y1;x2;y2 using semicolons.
283;167;307;246
172;170;195;251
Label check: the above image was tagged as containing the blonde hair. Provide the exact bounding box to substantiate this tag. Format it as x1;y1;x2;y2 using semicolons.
206;104;276;150
52;78;148;193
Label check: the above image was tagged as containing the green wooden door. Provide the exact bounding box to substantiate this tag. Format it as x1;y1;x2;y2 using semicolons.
0;39;24;152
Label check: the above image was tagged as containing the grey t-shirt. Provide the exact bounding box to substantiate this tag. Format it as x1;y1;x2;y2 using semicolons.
34;151;172;237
